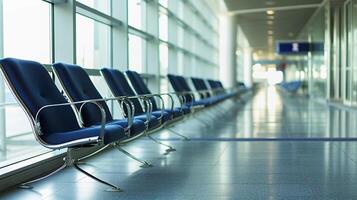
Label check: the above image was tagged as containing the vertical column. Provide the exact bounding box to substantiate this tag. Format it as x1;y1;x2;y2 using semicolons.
243;49;252;87
146;0;160;93
168;0;178;75
0;0;5;151
325;1;331;100
112;0;128;71
219;15;237;87
111;0;128;118
308;34;313;97
53;0;76;63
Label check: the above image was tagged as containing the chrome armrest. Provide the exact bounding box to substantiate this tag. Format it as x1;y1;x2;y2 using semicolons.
150;94;165;119
79;101;106;144
35;99;108;145
160;93;174;111
119;98;134;132
141;96;152;123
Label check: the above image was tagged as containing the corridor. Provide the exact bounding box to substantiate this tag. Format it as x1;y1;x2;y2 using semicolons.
1;86;357;199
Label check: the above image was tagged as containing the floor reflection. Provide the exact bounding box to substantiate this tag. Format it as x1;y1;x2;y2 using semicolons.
237;85;357;138
1;86;357;199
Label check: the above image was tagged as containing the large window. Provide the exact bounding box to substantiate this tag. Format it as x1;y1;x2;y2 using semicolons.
159;44;169;94
1;0;53;167
76;0;111;15
3;0;52;63
76;14;111;69
159;13;168;41
0;0;220;171
128;0;143;30
128;34;144;73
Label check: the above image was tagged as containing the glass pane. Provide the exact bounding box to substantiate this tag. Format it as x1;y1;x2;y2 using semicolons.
76;0;111;15
159;44;168;75
352;0;357;103
128;0;142;29
1;0;52;168
128;34;143;73
346;2;352;101
3;0;52;63
159;0;168;7
159;13;168;41
76;14;111;69
346;3;352;67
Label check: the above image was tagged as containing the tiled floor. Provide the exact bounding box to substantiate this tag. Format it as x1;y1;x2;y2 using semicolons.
1;86;357;199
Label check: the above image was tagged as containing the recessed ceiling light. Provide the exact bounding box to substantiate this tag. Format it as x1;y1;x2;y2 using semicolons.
267;20;274;25
268;30;274;35
267;15;275;20
267;10;275;15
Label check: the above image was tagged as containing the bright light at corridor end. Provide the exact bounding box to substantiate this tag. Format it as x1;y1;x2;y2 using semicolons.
267;10;275;15
267;70;283;85
252;64;283;85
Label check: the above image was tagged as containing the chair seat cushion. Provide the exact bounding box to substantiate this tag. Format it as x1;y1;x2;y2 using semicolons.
134;114;160;129
185;99;211;107
164;108;183;118
43;124;125;145
181;106;191;114
152;110;171;122
109;118;146;137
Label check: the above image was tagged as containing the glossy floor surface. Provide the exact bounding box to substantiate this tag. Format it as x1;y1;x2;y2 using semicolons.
1;86;357;199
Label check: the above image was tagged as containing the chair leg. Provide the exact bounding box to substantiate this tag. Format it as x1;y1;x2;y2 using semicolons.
116;145;153;168
147;134;176;153
73;163;122;192
167;128;190;141
18;163;67;189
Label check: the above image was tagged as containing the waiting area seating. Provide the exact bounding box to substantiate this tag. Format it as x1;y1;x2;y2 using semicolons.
0;57;248;192
278;80;302;93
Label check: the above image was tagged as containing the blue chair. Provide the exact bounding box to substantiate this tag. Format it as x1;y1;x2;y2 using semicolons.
207;79;238;99
191;77;228;103
191;77;211;99
101;68;177;151
125;70;191;140
216;80;241;98
280;80;301;93
168;74;211;108
125;71;171;123
126;70;188;119
52;63;158;167
0;58;124;191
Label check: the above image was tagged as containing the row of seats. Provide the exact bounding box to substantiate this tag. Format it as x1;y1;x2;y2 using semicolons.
0;57;245;191
278;80;302;93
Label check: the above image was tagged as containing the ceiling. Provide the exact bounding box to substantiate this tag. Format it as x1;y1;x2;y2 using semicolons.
224;0;324;60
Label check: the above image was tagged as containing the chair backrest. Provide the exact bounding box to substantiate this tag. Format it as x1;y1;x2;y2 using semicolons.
207;79;218;89
175;75;192;92
0;58;80;138
178;75;195;102
238;82;246;88
167;74;182;92
191;77;210;98
101;68;145;116
125;70;158;111
216;81;224;88
53;63;113;127
167;74;193;102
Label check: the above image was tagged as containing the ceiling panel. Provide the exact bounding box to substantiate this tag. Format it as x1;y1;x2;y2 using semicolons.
225;0;323;11
237;8;316;48
224;0;324;59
